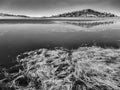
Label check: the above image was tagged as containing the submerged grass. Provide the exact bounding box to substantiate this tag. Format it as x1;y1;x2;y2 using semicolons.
0;46;120;90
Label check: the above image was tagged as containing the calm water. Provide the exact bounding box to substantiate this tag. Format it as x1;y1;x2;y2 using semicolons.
0;19;120;66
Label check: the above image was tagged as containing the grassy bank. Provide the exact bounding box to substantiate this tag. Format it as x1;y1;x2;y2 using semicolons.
0;46;120;90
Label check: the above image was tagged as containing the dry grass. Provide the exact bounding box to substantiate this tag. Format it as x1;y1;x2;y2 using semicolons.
0;47;120;90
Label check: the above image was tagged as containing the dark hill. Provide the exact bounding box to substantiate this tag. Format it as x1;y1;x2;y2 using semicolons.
53;9;117;17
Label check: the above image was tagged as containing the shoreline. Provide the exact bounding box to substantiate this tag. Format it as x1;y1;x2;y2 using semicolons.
0;17;118;25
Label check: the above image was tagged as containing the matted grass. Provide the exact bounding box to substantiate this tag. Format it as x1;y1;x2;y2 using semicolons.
0;47;120;90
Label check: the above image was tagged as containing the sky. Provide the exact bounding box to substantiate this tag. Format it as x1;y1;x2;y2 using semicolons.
0;0;120;17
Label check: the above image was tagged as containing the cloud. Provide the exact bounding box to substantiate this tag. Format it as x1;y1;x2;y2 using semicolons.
110;0;120;8
0;0;108;9
0;0;120;16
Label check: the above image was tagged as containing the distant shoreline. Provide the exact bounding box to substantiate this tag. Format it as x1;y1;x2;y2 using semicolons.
0;17;119;23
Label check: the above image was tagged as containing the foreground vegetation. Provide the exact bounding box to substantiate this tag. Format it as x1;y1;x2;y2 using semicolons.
0;47;120;90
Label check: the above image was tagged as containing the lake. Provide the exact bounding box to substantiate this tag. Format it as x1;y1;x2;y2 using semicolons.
0;18;120;67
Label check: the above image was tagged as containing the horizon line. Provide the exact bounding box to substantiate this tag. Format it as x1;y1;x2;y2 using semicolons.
0;9;119;17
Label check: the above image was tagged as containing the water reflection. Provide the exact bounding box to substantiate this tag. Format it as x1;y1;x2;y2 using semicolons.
0;19;55;24
0;19;120;66
63;21;115;28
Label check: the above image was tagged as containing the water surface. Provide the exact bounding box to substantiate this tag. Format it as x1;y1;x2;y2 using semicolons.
0;19;120;66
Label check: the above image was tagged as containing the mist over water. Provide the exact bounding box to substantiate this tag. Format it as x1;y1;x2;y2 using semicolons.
0;19;120;65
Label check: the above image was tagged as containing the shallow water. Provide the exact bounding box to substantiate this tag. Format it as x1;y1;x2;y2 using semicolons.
0;19;120;65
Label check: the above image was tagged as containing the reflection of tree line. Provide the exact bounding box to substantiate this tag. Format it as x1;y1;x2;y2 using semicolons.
64;21;115;28
0;19;54;24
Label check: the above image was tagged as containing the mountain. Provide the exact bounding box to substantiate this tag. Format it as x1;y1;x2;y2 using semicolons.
0;13;30;19
52;9;117;17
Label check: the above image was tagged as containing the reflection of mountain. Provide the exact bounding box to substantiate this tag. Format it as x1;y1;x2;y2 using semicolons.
64;21;115;28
